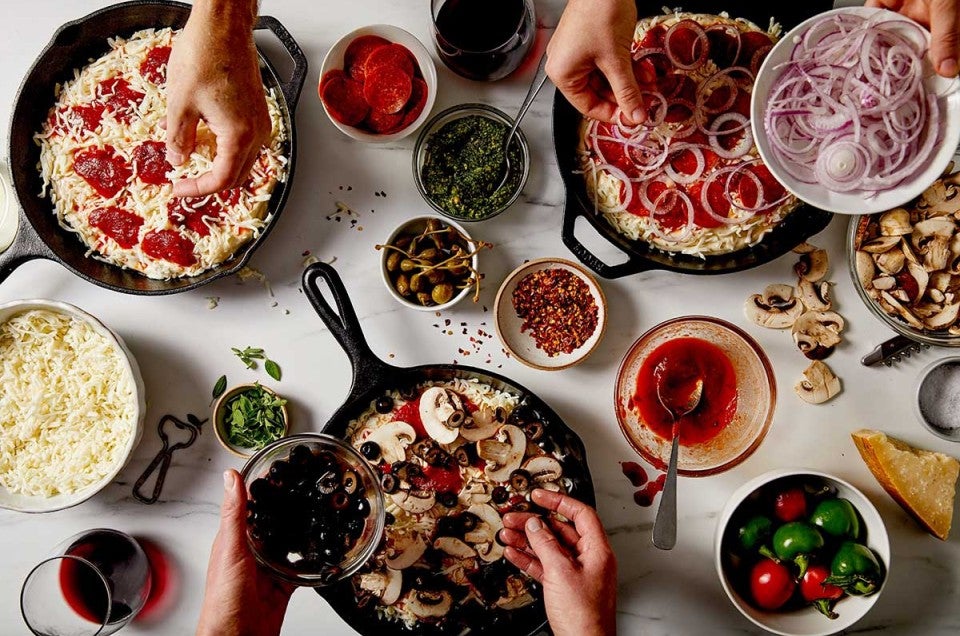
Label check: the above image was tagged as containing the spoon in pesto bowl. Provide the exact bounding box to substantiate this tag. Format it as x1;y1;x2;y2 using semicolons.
491;52;550;193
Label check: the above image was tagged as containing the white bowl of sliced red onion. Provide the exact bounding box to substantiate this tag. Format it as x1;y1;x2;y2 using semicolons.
752;7;960;215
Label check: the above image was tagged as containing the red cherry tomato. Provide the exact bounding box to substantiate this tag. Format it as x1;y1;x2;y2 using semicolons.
773;487;808;522
800;565;844;602
750;559;796;610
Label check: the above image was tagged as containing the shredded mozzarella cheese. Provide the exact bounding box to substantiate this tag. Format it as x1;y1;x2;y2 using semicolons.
0;310;136;497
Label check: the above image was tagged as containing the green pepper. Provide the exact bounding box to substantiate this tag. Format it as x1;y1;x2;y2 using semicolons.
825;541;883;596
737;515;773;552
810;498;861;539
769;521;825;578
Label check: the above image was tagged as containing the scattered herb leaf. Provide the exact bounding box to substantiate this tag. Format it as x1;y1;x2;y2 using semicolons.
233;346;266;369
265;359;282;381
223;383;287;450
212;375;228;400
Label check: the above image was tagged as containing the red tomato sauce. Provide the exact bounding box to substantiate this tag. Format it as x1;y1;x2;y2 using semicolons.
141;229;196;267
88;207;143;249
73;146;131;198
140;46;172;85
632;337;737;446
412;464;464;494
133;141;171;185
393;398;427;439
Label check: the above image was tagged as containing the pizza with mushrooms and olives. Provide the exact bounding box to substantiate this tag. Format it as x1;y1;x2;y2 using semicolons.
35;28;288;279
578;10;799;257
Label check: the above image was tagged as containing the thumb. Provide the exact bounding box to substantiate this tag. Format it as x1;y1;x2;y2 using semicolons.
165;101;199;166
930;0;960;77
599;55;646;124
217;470;249;555
523;516;571;573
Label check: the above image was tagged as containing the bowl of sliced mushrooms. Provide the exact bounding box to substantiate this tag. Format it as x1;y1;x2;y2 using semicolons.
850;164;960;346
377;216;491;311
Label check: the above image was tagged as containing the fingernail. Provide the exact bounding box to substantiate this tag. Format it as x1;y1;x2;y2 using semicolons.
526;517;543;532
631;108;646;123
940;59;959;77
223;470;233;490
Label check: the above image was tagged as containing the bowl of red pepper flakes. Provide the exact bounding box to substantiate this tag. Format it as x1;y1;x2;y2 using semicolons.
494;257;607;370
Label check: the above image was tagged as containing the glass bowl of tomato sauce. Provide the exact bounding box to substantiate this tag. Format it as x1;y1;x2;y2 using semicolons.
615;316;775;476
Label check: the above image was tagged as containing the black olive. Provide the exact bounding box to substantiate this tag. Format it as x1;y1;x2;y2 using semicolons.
494;529;508;547
458;512;479;533
316;471;339;495
384;512;396;525
537;438;555;453
359;441;381;461
453;445;476;467
510;469;532;492
523;421;544;441
342;470;359;494
494;406;506;423
355;497;371;518
413;439;437;458
331;491;350;511
249;477;271;501
393;462;421;481
375;396;394;414
268;460;290;483
380;473;399;494
436;516;459;537
491;486;509;504
398;385;418;401
512;501;532;513
437;491;458;508
322;543;345;565
424;447;449;467
289;444;312;466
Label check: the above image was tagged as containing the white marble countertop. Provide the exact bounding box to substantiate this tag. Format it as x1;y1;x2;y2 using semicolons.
1;1;958;635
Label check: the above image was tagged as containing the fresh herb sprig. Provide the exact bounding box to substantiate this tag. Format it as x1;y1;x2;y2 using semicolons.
225;383;287;450
232;346;282;381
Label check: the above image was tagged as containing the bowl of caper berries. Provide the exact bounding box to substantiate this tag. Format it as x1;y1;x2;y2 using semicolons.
377;216;491;311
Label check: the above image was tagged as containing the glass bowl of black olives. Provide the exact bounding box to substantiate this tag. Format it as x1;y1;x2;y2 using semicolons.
241;433;385;586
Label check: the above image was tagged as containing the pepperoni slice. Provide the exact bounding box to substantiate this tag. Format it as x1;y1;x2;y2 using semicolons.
706;26;740;69
363;108;405;134
633;53;671;82
745;162;787;213
140;46;172;85
99;77;144;123
88;207;143;248
653;188;689;231
321;75;370;126
638;24;667;49
687;182;724;229
658;73;697;102
319;69;345;94
400;77;429;128
737;31;773;68
364;66;413;115
364;44;416;78
669;147;700;176
141;229;197;267
167;196;224;237
344;35;390;81
665;21;708;68
74;146;131;198
133;141;171;185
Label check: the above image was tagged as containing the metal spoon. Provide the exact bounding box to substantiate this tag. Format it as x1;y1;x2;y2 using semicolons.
652;377;703;550
491;51;550;193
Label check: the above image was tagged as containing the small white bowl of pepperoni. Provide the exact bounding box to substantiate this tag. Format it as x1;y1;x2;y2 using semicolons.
319;25;438;142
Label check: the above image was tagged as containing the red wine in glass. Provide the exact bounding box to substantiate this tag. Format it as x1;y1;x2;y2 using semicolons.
432;0;535;81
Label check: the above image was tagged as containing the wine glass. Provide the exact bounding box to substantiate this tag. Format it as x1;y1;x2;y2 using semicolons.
21;529;152;636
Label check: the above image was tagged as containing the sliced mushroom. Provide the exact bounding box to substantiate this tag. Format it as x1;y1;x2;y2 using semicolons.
522;456;563;484
872;276;896;290
419;387;466;444
925;302;960;329
407;590;453;618
434;536;477;559
795;246;829;282
391;489;436;514
460;480;492;505
797;278;832;311
460;406;501;442
385;533;428;570
856;250;876;288
744;284;804;329
477;425;526;482
497;575;536;610
879;208;912;236
363;421;416;464
860;235;901;253
880;290;925;329
475;540;505;563
907;262;929;301
464;503;506;562
358;569;402;605
792;311;845;359
794;361;842;404
924;238;951;271
875;248;905;274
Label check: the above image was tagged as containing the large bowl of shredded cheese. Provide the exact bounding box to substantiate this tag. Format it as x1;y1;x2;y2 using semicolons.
0;300;144;512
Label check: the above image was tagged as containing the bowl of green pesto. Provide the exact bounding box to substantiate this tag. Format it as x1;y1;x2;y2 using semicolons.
414;104;530;221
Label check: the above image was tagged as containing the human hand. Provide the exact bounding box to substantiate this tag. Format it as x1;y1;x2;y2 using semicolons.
196;470;294;636
166;0;271;197
546;0;647;124
865;0;960;77
499;489;617;636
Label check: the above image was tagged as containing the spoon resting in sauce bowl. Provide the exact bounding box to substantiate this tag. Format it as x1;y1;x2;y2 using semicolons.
652;373;703;551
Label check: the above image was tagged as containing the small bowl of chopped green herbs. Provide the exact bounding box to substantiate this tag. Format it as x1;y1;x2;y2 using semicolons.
413;103;530;222
214;383;290;458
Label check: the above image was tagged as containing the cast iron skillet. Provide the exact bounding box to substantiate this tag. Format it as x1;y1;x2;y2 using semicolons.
556;0;836;279
302;262;595;636
0;0;306;294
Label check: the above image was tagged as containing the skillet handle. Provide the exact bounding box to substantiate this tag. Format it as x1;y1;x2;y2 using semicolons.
255;15;308;109
302;262;394;384
561;197;652;279
0;210;56;285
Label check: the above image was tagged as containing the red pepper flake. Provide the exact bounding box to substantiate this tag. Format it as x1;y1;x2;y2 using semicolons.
512;268;598;356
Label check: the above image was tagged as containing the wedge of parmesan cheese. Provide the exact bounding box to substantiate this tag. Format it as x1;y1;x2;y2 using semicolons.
0;309;136;497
